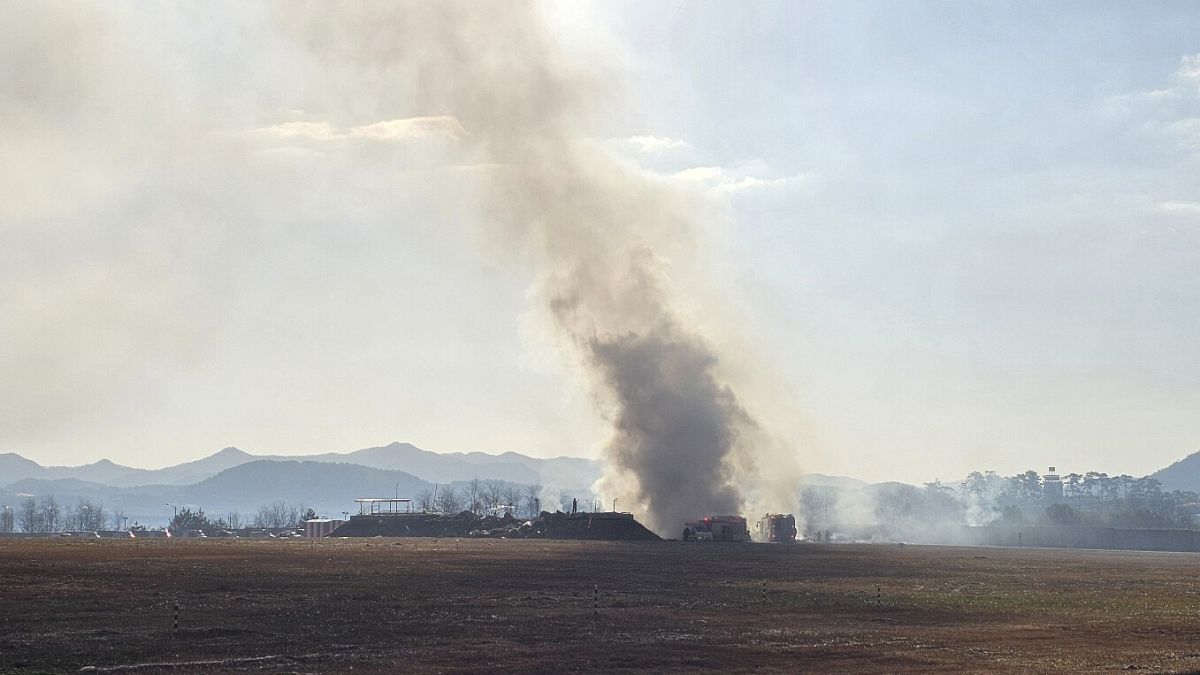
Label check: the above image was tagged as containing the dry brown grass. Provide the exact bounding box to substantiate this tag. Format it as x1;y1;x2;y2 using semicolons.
3;538;1200;673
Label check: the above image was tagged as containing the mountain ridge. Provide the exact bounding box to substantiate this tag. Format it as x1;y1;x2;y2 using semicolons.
1;442;601;492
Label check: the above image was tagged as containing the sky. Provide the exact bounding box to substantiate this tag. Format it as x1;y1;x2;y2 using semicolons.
2;2;1198;484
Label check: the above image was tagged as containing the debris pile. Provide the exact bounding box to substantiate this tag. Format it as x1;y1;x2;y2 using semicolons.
331;511;659;541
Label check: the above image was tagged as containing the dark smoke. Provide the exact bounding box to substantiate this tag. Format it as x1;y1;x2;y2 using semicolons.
589;325;750;532
282;1;798;535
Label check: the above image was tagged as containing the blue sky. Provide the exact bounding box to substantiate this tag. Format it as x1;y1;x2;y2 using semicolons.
1;2;1197;483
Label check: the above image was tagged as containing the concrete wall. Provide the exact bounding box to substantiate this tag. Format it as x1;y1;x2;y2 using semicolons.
963;525;1200;553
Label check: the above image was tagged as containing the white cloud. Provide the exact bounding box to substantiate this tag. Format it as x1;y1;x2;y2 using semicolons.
624;134;690;155
1178;54;1200;87
673;166;724;183
1158;200;1200;215
248;115;466;144
254;121;341;141
1111;54;1200;151
348;116;467;141
673;165;814;195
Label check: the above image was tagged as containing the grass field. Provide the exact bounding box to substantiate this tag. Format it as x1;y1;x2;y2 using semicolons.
4;538;1200;673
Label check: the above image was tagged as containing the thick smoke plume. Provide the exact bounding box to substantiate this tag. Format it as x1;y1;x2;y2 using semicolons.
283;2;796;535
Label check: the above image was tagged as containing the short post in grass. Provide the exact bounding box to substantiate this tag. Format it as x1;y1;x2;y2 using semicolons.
592;584;598;616
762;580;767;603
173;596;179;632
876;585;881;607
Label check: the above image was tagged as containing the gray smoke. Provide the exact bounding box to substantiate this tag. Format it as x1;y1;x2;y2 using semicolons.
282;1;796;535
587;325;749;530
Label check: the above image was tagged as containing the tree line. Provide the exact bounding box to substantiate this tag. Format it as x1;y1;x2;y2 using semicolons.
799;469;1200;540
414;479;544;519
2;496;129;533
0;496;323;534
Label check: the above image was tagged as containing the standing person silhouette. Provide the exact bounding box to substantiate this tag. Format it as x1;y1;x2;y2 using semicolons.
571;498;577;515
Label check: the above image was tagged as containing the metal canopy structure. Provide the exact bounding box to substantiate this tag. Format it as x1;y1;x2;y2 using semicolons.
355;498;414;516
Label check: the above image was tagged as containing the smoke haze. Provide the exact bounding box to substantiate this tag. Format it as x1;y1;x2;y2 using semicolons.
281;1;797;534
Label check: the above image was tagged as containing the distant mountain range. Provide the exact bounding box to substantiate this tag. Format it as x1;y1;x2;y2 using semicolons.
0;442;599;490
1;460;441;528
0;442;603;527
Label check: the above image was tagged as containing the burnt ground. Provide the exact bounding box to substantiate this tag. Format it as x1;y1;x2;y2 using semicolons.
3;539;1200;673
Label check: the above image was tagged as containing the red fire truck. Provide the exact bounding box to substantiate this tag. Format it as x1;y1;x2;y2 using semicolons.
682;515;751;542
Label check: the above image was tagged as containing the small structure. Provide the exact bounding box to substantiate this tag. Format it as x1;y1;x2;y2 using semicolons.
304;518;345;538
355;498;414;516
1043;467;1064;503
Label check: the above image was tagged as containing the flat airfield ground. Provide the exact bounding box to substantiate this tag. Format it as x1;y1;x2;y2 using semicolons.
3;539;1200;673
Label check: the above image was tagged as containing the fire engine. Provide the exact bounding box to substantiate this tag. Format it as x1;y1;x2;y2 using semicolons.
682;515;750;542
753;513;797;543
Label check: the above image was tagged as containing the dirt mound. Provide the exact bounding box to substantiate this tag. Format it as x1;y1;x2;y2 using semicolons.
332;511;659;541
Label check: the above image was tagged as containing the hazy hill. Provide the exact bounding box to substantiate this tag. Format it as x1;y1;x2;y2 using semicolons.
318;443;541;484
1149;451;1200;493
107;447;254;487
798;473;872;491
1;442;601;493
177;460;432;515
0;454;145;485
42;458;146;484
5;476;114;497
0;452;44;483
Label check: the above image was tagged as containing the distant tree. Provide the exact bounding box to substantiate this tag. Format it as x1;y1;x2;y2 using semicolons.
109;509;127;530
18;497;39;533
68;499;106;531
170;508;213;532
999;504;1025;525
524;484;542;518
285;504;304;527
501;486;522;516
465;478;482;516
416;488;435;513
38;496;61;533
1045;503;1080;526
226;511;241;529
1;505;14;533
1082;471;1106;499
1017;471;1042;502
435;486;463;514
1063;473;1082;499
962;470;1004;500
254;501;291;529
484;480;504;514
921;481;963;522
300;508;318;522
